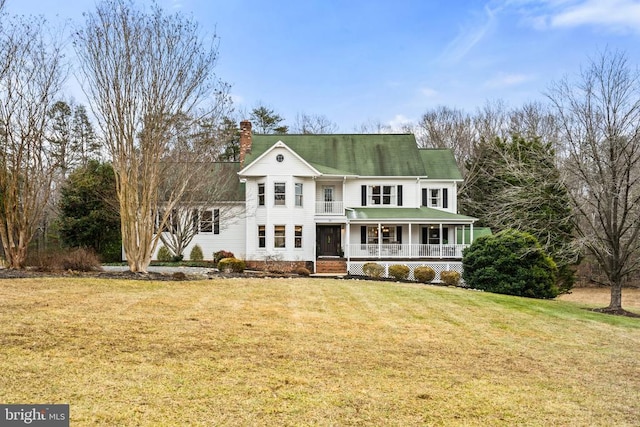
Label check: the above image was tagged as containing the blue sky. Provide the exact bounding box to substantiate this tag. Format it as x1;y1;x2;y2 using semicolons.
6;0;640;132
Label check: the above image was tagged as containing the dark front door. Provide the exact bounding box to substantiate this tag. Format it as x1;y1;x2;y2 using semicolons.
317;225;342;257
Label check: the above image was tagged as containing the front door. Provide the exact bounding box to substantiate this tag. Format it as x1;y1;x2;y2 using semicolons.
317;225;342;257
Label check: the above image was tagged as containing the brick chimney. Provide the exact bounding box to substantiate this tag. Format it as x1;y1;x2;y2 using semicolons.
239;120;252;166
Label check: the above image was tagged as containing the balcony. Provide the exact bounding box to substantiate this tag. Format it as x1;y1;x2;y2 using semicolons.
346;243;469;259
315;201;344;215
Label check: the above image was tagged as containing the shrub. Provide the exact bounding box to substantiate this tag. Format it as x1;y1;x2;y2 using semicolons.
30;248;102;272
388;264;410;280
189;245;204;262
172;254;184;262
214;250;235;265
217;257;246;273
462;229;559;299
440;270;461;286
362;262;384;278
414;266;436;283
157;246;173;262
295;266;311;276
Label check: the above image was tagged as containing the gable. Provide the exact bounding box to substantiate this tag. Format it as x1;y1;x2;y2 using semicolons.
238;141;321;177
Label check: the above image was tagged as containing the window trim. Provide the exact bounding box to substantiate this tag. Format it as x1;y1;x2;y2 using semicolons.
294;225;303;248
258;225;266;248
257;183;265;207
274;225;286;248
295;183;303;207
274;182;286;206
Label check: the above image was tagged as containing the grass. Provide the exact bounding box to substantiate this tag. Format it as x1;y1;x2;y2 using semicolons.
0;278;638;426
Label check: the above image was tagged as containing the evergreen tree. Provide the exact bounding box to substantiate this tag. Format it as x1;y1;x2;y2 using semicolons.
58;160;121;262
461;134;577;291
250;105;288;134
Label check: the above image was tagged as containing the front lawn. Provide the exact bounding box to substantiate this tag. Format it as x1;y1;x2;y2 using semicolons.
1;278;638;426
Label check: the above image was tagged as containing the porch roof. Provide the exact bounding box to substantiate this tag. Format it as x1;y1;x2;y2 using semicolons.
346;207;476;223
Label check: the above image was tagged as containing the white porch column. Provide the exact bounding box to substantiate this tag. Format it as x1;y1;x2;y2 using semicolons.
346;221;351;262
377;222;382;257
408;223;412;257
470;223;474;244
439;223;443;258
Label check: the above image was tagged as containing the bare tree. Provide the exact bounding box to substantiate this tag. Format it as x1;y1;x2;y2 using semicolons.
0;15;67;268
548;50;640;313
156;117;240;259
417;106;476;172
75;0;229;272
292;112;338;134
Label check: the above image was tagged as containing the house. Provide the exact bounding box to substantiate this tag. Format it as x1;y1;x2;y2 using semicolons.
155;120;483;278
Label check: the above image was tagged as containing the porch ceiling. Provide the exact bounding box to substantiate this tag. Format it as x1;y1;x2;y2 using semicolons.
346;207;476;223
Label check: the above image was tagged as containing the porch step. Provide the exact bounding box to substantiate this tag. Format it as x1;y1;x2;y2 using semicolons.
316;259;347;274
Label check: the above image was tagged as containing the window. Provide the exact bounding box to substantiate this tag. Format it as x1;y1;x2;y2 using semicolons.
200;210;212;232
295;183;303;207
369;185;395;205
258;183;265;206
423;188;448;208
383;186;393;205
370;185;381;205
295;225;303;248
274;182;286;206
258;225;266;248
366;226;396;244
430;189;441;207
274;225;286;248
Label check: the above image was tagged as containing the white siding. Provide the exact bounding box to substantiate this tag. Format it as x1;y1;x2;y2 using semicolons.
240;145;318;177
244;174;317;262
152;204;246;261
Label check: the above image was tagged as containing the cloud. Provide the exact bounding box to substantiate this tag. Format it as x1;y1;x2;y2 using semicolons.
550;0;640;31
440;5;499;63
420;87;439;98
387;114;414;131
517;0;640;33
484;72;534;88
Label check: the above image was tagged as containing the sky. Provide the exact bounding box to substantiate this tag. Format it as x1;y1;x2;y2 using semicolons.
5;0;640;132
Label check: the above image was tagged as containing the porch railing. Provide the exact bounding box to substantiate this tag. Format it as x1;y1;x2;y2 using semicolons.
315;201;344;215
346;243;468;259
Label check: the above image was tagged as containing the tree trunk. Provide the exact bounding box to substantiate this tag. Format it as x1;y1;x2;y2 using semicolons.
608;282;623;311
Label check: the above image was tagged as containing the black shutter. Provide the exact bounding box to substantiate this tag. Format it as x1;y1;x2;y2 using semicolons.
421;189;428;206
397;185;403;206
443;188;448;209
361;226;367;244
396;226;402;244
361;185;367;206
214;209;220;234
443;227;449;244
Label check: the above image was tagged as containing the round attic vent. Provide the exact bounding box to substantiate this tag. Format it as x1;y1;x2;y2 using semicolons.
276;154;284;162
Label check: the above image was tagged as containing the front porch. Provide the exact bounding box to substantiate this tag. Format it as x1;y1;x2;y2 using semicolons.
346;243;469;259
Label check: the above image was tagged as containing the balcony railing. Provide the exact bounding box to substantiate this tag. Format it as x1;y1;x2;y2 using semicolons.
346;243;469;259
315;201;344;215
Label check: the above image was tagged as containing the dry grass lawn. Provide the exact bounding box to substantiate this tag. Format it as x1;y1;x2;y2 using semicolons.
0;277;638;426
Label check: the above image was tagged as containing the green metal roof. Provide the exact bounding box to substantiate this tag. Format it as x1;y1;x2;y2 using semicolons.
456;227;492;243
419;149;463;180
347;207;476;222
245;134;461;178
208;162;245;201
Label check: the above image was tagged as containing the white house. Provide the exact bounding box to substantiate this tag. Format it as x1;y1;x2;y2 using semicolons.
155;121;486;277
